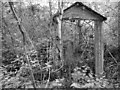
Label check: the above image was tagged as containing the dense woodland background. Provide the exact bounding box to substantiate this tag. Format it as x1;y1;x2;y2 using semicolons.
0;0;120;89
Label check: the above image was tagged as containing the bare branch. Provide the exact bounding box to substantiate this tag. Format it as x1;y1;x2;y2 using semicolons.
8;1;37;89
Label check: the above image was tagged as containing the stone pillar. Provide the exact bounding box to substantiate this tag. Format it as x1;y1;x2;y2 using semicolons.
94;21;104;76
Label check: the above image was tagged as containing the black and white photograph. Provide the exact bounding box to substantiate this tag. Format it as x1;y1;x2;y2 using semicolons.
0;0;120;89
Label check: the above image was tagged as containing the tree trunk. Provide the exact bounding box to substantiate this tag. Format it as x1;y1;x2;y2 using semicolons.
58;0;63;63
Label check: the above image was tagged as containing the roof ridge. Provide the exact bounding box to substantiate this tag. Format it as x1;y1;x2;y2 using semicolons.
63;2;107;21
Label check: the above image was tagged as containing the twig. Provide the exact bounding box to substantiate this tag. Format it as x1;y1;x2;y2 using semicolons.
52;62;63;72
106;49;118;64
45;68;51;88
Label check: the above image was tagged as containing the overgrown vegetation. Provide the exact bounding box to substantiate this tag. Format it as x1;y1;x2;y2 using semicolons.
0;0;120;89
